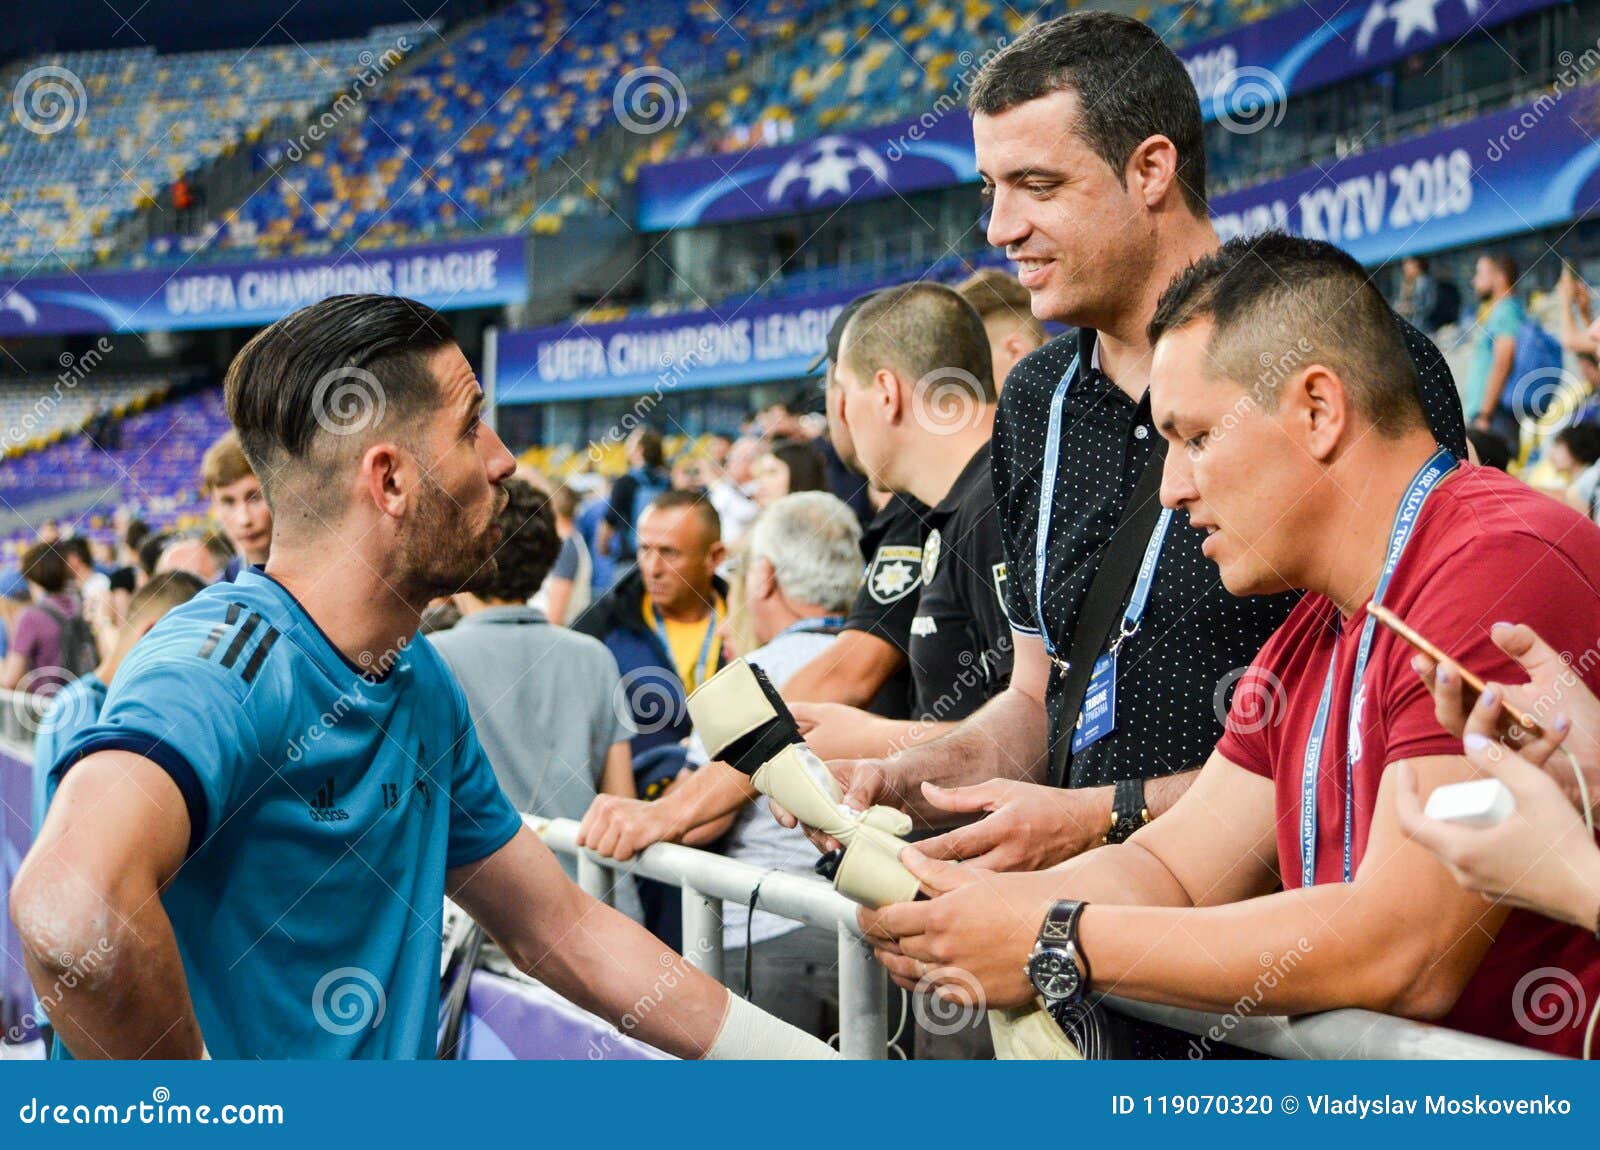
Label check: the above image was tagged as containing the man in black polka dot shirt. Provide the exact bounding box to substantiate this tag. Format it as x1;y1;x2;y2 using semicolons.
817;11;1467;875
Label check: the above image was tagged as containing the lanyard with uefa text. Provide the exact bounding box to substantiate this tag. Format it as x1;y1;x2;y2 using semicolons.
1298;447;1456;887
652;603;722;688
1034;353;1172;672
778;615;848;638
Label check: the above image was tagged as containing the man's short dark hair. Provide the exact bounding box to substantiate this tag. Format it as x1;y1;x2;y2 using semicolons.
1556;424;1600;468
224;294;457;507
969;12;1207;216
1149;232;1426;437
842;282;996;402
127;570;206;624
138;531;171;578
123;518;151;553
479;478;562;603
21;541;70;594
1483;253;1518;284
644;488;721;545
633;427;666;469
59;537;91;566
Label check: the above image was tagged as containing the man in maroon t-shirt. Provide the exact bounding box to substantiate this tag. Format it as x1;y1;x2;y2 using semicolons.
857;234;1600;1057
1;541;82;696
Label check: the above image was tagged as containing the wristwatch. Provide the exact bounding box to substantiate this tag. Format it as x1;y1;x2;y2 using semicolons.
1025;900;1090;1009
1105;777;1150;844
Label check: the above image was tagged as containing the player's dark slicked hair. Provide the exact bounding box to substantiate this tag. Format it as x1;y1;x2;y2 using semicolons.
1148;232;1426;437
224;294;457;504
968;12;1207;216
842;281;996;402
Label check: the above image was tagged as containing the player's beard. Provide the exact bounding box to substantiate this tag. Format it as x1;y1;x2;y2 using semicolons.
404;472;502;598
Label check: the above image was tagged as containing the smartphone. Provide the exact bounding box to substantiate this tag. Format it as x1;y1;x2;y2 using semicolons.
1365;602;1543;736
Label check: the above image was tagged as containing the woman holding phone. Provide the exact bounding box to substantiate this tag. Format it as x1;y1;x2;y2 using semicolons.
1397;621;1600;936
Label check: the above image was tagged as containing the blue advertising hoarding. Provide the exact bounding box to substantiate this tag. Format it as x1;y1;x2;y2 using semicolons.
1180;0;1567;124
0;234;528;338
635;112;979;232
495;290;858;403
1210;85;1600;264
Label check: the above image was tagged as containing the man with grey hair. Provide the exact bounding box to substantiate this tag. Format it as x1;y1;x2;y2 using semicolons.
581;491;863;1036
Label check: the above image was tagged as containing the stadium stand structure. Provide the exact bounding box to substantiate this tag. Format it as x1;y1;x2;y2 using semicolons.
0;29;426;275
0;383;229;562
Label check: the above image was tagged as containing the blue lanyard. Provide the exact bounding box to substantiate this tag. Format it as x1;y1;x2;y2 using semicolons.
1034;351;1172;666
1298;447;1456;887
1035;353;1081;665
1108;508;1174;653
778;615;848;638
652;603;722;687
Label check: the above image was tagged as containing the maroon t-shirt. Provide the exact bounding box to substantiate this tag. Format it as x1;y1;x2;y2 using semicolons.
1216;463;1600;1057
10;592;77;695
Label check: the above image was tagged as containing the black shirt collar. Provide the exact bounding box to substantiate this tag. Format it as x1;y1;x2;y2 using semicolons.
932;441;993;516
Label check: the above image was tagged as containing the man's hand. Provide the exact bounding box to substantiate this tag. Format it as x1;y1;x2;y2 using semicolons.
578;794;679;861
915;779;1110;871
1413;621;1600;816
856;847;1053;1009
792;700;902;762
768;755;906;854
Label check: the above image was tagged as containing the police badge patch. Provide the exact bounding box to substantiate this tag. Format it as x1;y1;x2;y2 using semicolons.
865;544;923;605
992;561;1008;608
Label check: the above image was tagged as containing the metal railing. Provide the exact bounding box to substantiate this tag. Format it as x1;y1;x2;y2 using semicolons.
532;815;1557;1061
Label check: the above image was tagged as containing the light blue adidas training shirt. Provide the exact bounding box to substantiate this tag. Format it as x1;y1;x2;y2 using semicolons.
48;568;522;1059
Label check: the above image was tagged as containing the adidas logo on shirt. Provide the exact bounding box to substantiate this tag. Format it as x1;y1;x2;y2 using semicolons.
308;777;350;822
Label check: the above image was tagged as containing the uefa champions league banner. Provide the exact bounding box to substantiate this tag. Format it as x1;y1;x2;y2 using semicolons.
495;290;857;402
1210;86;1600;265
0;235;528;339
1182;0;1566;124
635;112;979;231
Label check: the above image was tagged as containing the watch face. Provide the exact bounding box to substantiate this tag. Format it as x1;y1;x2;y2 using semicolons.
1027;949;1082;1001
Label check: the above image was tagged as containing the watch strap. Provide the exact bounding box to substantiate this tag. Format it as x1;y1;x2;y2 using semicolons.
1037;899;1091;992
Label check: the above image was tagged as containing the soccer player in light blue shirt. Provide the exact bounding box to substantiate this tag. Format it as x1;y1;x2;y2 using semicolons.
12;295;833;1062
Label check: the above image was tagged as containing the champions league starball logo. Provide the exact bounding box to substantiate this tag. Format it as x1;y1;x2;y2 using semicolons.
1356;0;1480;56
767;136;891;208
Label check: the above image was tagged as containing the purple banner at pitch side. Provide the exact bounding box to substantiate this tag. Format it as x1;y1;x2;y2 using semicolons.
1210;86;1600;264
636;111;979;232
2;746;35;1040
0;234;528;339
1181;0;1566;124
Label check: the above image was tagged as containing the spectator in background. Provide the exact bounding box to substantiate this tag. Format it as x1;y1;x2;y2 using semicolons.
201;430;272;580
598;427;671;567
671;452;708;492
1556;264;1596;358
432;479;640;913
154;531;232;583
136;530;170;580
1466;253;1525;445
1395;256;1438;330
752;440;827;508
536;484;592;626
1545;424;1600;487
956;267;1049;389
1;542;90;694
58;536;109;629
33;571;206;834
107;518;150;630
0;572;30;662
580;491;864;1037
707;436;761;545
572;488;730;947
1465;426;1512;472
